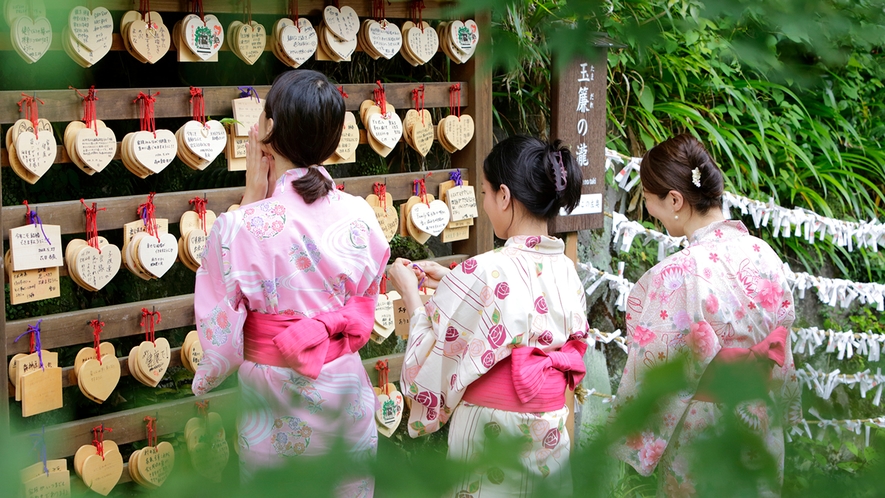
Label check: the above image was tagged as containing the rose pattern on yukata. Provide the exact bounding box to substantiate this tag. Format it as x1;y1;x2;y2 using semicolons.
402;236;589;497
610;220;799;497
193;167;390;496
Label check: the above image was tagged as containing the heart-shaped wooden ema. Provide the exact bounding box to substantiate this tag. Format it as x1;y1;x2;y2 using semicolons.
367;20;402;60
13;16;52;63
323;5;359;41
132;130;177;174
189;423;229;482
128;19;171;64
235;21;266;64
81;447;123;496
15;130;56;178
411;199;451;237
69;6;113;52
184;14;224;60
405;21;438;64
323;24;357;60
74;343;115;372
443;115;475;151
366;193;399;242
182;120;226;162
374;384;404;437
135;337;171;387
74;243;122;291
75;126;117;173
78;354;121;402
5;0;45;25
75;441;118;477
179;210;217;235
374;291;399;339
185;229;208;266
368;111;403;149
410;110;434;157
279;18;318;66
404;196;431;244
334;112;359;160
136;441;175;487
137;232;178;278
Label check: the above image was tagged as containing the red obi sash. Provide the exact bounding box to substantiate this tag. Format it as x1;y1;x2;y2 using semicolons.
243;296;374;379
694;326;788;403
461;339;588;413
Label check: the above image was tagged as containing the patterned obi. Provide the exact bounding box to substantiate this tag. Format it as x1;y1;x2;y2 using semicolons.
462;339;587;413
243;296;374;379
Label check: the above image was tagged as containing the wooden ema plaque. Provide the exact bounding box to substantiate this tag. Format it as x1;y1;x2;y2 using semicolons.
548;50;608;233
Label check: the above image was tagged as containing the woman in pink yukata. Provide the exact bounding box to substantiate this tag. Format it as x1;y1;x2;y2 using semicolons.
609;134;800;497
389;135;591;497
191;70;390;496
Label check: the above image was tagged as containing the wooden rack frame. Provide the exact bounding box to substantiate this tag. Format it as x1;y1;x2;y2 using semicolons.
0;0;493;486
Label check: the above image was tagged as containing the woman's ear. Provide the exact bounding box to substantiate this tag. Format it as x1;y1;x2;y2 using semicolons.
668;190;685;213
497;184;512;211
263;117;274;140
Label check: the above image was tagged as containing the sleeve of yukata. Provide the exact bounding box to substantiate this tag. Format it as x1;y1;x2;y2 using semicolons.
192;215;248;396
609;257;723;476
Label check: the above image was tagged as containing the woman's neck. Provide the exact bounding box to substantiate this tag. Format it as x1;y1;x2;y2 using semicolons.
683;209;726;240
504;214;549;239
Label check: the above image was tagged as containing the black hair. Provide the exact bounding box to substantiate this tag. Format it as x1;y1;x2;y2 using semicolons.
482;135;582;219
640;134;724;215
262;70;345;204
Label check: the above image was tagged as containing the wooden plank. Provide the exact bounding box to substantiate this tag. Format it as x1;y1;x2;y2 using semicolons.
9;351;406;459
564;232;578;265
451;11;494;257
1;125;447;167
37;0;453;18
1;170;466;237
0;135;6;438
0;82;467;125
6;295;195;355
11;388;239;459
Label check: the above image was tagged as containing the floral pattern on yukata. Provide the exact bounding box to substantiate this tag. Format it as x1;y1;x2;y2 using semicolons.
349;220;371;248
289;235;321;272
610;220;799;497
243;201;287;240
281;374;326;414
200;306;232;347
272;416;312;456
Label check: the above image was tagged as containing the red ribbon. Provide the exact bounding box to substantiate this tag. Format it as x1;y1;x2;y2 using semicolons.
189;0;204;21
71;86;99;135
195;400;209;418
137;192;160;241
90;319;105;365
133;91;160;138
450;84;462;118
140;308;162;344
144;416;157;448
17;94;45;138
410;0;425;30
337;85;349;99
373;182;387;212
92;425;112;460
413;173;432;206
412;85;425;124
80;199;106;252
189;87;205;126
373;81;387;116
380;274;388;294
375;359;389;395
189;196;207;232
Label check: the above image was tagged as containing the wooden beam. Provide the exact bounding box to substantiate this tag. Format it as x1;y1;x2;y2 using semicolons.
1;170;466;237
0;82;466;125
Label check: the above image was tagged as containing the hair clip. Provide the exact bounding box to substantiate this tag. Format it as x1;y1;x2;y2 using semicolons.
691;167;702;188
553;151;567;192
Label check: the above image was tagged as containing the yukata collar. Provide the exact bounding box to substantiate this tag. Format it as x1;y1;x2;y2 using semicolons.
689;219;749;244
272;166;335;197
505;235;565;255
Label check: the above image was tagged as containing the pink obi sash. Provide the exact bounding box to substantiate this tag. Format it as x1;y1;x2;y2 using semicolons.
243;296;374;380
461;340;588;413
694;326;788;403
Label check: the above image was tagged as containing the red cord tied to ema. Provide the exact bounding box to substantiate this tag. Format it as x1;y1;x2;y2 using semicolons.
143;416;157;448
189;196;208;232
90;318;106;365
133;91;160;138
140;307;162;344
81;199;107;251
17;93;45;138
91;424;112;460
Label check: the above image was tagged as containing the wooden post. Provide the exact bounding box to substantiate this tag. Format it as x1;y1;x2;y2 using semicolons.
452;10;494;258
0;168;7;438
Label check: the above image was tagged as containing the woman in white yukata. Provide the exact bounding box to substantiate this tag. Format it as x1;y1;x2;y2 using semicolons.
389;135;591;497
191;70;390;496
609;134;800;497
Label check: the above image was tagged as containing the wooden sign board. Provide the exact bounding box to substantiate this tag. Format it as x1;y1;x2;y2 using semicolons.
548;49;608;233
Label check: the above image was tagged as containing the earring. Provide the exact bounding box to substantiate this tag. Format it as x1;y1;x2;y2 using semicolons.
675;215;679;220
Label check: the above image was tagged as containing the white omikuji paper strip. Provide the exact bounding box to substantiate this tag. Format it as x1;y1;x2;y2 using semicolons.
604;148;885;253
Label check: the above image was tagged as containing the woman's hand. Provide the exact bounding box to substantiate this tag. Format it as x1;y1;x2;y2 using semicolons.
388;258;424;313
241;124;274;205
412;260;450;289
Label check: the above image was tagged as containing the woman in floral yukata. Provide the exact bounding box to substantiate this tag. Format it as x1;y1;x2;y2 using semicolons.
191;70;389;496
389;135;591;497
609;134;800;497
